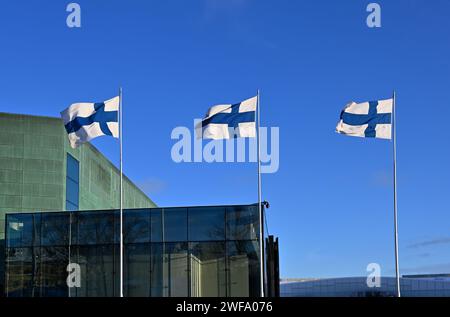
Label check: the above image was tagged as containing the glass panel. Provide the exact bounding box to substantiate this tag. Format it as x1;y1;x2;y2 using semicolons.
150;243;163;296
6;214;39;248
163;242;188;297
39;247;69;297
188;207;225;241
75;212;114;245
66;178;79;205
0;241;4;297
226;205;259;241
125;244;150;297
189;242;226;297
5;247;39;297
41;213;69;246
124;210;150;244
227;241;260;297
5;205;262;298
65;153;79;211
66;201;78;212
150;209;162;243
72;245;115;297
163;208;187;242
66;154;79;182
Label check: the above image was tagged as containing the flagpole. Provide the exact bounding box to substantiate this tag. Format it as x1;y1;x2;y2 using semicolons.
392;90;401;297
119;87;124;298
257;89;264;297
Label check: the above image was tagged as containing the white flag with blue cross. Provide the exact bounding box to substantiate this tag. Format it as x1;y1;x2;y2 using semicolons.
336;98;393;139
196;96;257;139
61;96;120;148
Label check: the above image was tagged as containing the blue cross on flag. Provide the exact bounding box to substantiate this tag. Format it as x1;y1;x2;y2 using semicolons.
61;96;119;148
336;98;393;140
196;96;257;139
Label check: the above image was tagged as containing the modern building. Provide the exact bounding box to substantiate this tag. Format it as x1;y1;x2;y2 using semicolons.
0;112;156;295
280;276;450;297
4;204;263;297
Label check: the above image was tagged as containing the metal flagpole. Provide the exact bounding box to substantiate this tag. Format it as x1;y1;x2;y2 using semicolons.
392;90;401;297
256;89;264;297
119;87;124;297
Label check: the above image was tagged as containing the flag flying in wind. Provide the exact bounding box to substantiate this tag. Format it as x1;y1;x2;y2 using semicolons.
196;96;257;139
336;98;393;139
61;96;119;148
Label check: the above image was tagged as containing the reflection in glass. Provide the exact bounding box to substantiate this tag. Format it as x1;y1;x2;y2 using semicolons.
125;244;151;297
73;245;114;297
190;242;226;297
65;154;79;211
227;241;260;297
39;247;69;297
5;205;261;297
41;213;69;246
188;207;225;241
124;210;150;244
163;242;188;297
150;243;163;296
6;214;39;248
75;211;114;245
163;208;187;242
5;247;36;297
226;206;259;241
150;209;162;243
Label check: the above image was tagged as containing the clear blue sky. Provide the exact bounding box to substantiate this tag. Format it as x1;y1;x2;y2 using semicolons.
1;0;450;279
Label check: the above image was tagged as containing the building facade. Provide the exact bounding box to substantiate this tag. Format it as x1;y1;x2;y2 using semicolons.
4;204;262;297
0;112;156;295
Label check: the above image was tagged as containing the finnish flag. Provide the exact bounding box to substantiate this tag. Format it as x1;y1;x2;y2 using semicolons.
336;98;393;140
61;96;119;148
196;96;257;139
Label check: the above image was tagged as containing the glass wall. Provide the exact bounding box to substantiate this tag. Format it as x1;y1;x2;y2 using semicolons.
4;204;261;297
65;154;79;211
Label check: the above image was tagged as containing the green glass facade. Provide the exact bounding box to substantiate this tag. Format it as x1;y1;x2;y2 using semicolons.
4;205;261;297
0;112;156;296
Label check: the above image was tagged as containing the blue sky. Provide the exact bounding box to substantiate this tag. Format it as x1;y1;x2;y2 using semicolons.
1;0;450;279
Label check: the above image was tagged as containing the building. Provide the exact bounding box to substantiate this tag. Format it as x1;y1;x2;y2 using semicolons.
4;204;262;297
280;276;450;297
0;112;156;295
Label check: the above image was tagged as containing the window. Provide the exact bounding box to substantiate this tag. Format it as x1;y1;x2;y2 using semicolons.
5;247;36;297
163;208;187;242
41;213;70;246
188;207;225;241
72;245;115;297
150;209;163;242
227;240;260;297
5;205;262;297
124;210;150;244
39;247;69;297
66;154;79;211
150;243;164;296
226;205;259;241
163;242;188;296
6;214;40;248
75;211;114;245
125;244;151;297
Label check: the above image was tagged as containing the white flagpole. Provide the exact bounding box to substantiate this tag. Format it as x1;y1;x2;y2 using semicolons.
392;90;401;297
119;87;124;298
256;89;264;297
